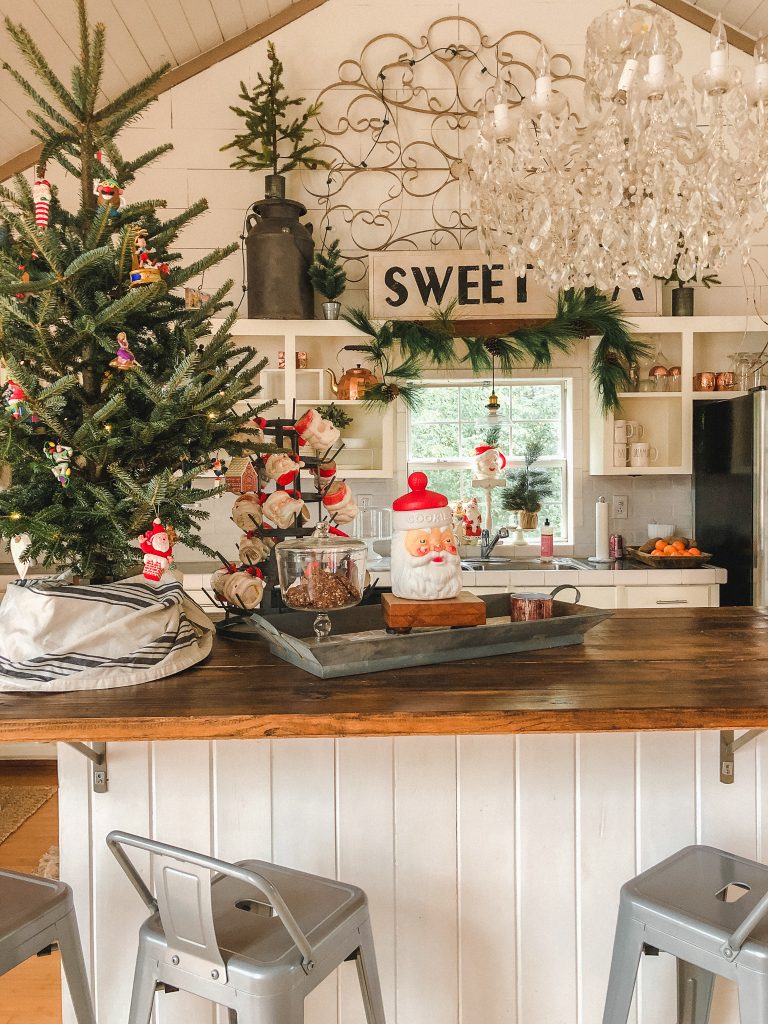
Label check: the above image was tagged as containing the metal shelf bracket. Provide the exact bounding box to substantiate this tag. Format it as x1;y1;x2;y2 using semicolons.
66;742;108;793
720;730;765;784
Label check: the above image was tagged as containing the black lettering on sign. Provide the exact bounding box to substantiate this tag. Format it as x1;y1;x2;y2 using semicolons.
458;265;480;304
384;266;408;307
412;265;453;305
482;264;504;304
517;274;527;304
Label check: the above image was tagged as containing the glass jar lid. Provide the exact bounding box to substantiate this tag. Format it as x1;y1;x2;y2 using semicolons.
275;521;367;554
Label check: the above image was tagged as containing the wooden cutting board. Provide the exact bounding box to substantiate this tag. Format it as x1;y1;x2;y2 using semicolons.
382;592;487;630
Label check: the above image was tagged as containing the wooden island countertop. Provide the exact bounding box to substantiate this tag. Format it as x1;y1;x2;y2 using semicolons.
1;607;767;742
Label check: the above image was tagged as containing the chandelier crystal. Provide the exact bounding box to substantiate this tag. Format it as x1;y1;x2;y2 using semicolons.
462;5;768;292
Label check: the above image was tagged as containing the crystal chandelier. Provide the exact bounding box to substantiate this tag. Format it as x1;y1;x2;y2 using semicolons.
462;5;768;293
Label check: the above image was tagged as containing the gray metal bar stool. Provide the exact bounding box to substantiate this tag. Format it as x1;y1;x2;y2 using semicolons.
107;830;386;1024
603;845;768;1024
0;868;95;1024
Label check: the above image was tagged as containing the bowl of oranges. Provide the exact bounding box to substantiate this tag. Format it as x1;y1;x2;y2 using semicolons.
627;537;712;568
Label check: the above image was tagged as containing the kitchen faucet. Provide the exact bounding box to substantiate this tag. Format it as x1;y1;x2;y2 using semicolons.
480;527;509;559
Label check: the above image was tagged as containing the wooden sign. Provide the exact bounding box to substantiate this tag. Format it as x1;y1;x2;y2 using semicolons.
368;251;661;319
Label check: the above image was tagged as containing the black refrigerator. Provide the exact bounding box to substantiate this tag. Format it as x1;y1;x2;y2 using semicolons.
693;388;767;606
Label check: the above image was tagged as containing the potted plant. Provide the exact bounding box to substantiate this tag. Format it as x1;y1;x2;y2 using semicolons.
221;42;328;319
501;436;555;530
659;253;721;317
309;239;347;319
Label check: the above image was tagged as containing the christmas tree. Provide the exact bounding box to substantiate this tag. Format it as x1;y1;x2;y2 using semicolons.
0;0;273;580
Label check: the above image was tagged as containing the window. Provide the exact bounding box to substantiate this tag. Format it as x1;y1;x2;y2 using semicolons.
407;380;569;539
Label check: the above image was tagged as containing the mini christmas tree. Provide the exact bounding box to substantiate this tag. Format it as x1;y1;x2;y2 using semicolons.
221;41;327;181
0;0;274;580
308;239;347;302
501;436;555;515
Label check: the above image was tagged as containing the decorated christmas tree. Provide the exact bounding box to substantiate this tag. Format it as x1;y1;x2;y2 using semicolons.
0;0;273;581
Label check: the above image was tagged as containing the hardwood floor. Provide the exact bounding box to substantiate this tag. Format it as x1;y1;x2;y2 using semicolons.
0;760;61;1024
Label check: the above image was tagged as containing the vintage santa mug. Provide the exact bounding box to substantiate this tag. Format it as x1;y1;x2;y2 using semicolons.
322;480;358;525
472;443;506;482
262;489;310;529
294;407;340;453
231;492;263;532
262;451;303;487
390;472;462;601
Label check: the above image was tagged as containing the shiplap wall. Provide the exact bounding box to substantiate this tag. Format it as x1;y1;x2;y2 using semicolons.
60;731;768;1024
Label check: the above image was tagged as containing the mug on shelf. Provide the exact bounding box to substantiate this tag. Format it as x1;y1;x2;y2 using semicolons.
613;442;629;467
614;420;628;442
625;420;644;439
693;371;716;391
629;441;659;468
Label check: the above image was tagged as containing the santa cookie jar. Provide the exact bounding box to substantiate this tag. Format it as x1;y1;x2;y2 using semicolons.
390;472;461;601
139;519;173;582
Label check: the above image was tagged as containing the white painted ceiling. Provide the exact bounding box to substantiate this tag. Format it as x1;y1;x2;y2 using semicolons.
688;0;768;37
0;0;295;173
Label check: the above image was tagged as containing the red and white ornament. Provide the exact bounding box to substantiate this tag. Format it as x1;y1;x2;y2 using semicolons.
322;479;358;525
390;472;462;601
32;178;51;228
472;444;506;482
294;407;340;453
262;451;303;487
138;518;174;582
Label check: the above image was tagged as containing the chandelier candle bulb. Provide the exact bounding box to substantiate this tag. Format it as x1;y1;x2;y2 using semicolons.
710;15;729;72
534;44;552;101
617;58;638;93
755;36;768;84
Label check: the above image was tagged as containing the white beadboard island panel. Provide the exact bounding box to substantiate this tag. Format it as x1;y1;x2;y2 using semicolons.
58;732;768;1024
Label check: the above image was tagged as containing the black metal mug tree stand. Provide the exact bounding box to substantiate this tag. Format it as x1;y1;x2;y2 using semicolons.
204;403;377;636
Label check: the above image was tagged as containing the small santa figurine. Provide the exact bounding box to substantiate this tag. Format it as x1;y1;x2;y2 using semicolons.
262;451;303;487
463;496;482;538
139;518;174;582
390;472;462;601
472;443;506;483
294;408;340;453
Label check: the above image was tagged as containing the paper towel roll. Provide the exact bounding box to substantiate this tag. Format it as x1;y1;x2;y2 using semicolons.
595;496;610;561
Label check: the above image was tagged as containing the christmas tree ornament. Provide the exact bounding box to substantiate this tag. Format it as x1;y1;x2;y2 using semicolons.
210;455;229;477
109;332;139;370
321;479;358;524
4;379;29;420
390;472;462;601
129;224;168;287
238;531;274;566
94;177;124;216
14;265;31;304
262;488;309;528
210;564;265;610
138;518;174;581
43;441;73;488
231;492;263;531
224;457;259;494
10;533;31;578
294;407;340;453
262;450;303;486
32;178;51;228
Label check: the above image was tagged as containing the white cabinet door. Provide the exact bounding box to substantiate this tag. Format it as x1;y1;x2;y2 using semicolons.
624;585;712;608
565;586;617;609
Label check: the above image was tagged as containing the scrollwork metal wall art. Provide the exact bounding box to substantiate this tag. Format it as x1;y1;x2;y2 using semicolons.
300;17;584;288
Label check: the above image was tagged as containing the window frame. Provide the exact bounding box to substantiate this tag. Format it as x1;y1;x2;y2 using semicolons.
405;376;571;541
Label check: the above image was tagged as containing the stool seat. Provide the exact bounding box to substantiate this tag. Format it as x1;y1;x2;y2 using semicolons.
108;831;386;1024
603;845;768;1024
0;868;95;1024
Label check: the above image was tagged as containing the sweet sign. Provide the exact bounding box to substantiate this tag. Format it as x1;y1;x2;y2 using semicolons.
368;251;661;319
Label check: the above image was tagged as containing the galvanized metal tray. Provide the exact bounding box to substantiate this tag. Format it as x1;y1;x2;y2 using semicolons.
218;595;612;678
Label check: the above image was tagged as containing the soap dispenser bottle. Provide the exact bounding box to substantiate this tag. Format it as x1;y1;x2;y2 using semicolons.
540;518;553;562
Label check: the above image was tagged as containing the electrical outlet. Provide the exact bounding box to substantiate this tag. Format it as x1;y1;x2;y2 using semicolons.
612;494;628;519
358;493;374;509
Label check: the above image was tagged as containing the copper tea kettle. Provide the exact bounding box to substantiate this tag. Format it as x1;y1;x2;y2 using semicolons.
325;364;379;400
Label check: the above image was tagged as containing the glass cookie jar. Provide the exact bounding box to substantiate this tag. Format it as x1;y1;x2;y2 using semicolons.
275;523;367;638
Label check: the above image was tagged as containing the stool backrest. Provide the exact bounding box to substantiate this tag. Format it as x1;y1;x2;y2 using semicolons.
106;831;316;978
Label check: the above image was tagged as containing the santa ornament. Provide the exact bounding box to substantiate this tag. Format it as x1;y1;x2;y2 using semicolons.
139;518;174;582
32;178;51;228
294;407;340;453
390;472;462;601
472;443;506;483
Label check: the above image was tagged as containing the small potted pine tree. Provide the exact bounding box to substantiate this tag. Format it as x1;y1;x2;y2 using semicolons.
308;239;347;319
222;42;328;319
501;436;555;530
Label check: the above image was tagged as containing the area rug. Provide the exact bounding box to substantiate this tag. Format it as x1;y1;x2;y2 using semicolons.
0;785;57;845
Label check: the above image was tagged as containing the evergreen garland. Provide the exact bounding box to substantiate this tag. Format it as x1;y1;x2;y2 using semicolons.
221;41;327;176
0;0;275;579
343;289;650;415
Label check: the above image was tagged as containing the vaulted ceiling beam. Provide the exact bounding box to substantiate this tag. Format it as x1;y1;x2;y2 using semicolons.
0;0;329;183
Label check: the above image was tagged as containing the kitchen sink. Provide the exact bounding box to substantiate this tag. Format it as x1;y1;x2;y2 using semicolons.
461;558;581;571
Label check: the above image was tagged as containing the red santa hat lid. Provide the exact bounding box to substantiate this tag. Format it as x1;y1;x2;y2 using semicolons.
392;472;452;530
